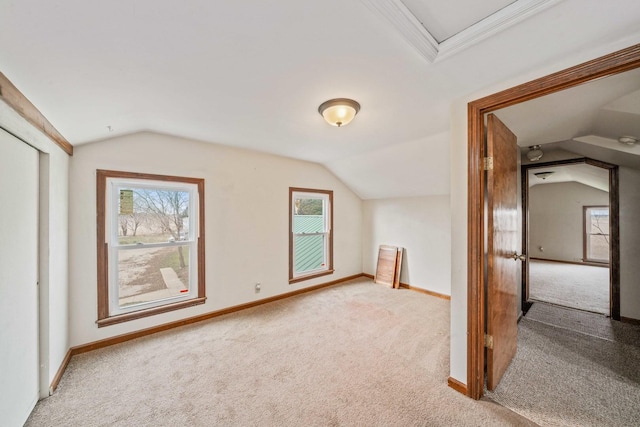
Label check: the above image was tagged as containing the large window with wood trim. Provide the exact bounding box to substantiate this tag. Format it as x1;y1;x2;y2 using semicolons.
97;170;205;326
584;205;609;263
289;188;333;283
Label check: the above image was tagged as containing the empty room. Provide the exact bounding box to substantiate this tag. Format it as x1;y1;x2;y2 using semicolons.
2;1;640;426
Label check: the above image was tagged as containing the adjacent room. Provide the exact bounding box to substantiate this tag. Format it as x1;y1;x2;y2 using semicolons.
1;1;640;425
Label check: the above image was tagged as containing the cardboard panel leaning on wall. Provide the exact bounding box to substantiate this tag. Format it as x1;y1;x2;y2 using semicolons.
68;131;363;347
362;196;451;296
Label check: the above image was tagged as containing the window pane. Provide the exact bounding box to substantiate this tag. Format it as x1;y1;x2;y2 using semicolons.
587;235;609;262
588;209;609;234
293;197;324;233
118;187;190;245
585;207;609;262
294;234;325;273
118;245;190;308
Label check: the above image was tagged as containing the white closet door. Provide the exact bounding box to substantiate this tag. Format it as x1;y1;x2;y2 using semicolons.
0;129;39;425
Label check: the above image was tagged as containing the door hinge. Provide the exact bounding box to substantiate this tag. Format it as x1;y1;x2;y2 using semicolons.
483;157;494;171
484;334;494;349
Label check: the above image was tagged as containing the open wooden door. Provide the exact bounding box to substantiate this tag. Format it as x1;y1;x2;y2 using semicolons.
486;114;520;391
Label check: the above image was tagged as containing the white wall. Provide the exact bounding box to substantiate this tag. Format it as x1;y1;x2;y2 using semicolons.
449;38;640;385
325;132;450;199
619;167;640;320
0;101;70;394
68;131;362;346
362;196;451;295
529;182;609;262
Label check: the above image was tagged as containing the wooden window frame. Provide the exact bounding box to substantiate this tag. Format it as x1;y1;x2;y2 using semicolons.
96;170;206;327
583;205;610;264
289;187;334;284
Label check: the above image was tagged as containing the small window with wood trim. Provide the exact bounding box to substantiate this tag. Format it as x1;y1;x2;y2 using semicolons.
289;188;333;283
97;170;205;327
584;205;609;263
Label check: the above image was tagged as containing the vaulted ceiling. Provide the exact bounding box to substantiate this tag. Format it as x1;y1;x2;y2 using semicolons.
2;1;640;198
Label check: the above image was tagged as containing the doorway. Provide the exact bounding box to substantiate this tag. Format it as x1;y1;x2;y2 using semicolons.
521;159;618;317
465;44;640;400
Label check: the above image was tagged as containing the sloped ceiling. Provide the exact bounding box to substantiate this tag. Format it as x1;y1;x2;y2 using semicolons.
496;67;640;173
2;1;640;198
527;163;609;192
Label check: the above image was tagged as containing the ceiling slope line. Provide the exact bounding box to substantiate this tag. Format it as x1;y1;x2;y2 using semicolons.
360;0;562;63
359;0;439;61
0;72;73;156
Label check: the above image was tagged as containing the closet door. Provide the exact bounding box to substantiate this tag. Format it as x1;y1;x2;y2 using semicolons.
0;129;39;425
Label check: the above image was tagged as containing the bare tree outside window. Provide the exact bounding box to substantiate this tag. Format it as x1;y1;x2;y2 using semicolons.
96;169;205;326
584;206;609;263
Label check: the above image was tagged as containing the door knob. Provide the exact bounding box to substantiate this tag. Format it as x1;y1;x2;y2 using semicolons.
511;252;526;261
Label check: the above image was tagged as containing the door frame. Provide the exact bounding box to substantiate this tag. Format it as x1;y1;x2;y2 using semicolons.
521;158;619;319
466;43;640;400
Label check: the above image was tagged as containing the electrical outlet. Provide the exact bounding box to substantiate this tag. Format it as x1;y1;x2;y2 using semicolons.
255;282;261;293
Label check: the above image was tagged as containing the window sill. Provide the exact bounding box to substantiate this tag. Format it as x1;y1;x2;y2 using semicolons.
96;297;207;328
289;269;334;284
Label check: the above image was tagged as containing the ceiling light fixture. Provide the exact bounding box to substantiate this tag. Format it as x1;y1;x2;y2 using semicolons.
618;136;637;146
318;98;360;127
526;145;544;161
534;171;554;180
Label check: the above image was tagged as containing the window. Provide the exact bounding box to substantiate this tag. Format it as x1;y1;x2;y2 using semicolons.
97;170;205;326
584;206;609;263
289;188;333;283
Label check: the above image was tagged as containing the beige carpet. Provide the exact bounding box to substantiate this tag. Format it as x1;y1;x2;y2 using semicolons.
26;278;533;426
485;302;640;427
529;260;609;314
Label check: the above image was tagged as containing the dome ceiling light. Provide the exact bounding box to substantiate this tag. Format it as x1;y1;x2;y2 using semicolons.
318;98;360;127
618;136;637;146
534;171;554;180
526;145;544;161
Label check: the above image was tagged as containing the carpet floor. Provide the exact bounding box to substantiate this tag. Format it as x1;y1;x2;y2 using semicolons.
26;278;533;426
485;302;640;427
529;260;609;314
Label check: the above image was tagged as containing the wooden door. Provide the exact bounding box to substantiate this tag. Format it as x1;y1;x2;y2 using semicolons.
486;114;519;391
0;129;40;425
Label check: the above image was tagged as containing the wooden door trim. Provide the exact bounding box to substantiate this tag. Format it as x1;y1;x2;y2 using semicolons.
467;43;640;400
521;159;619;320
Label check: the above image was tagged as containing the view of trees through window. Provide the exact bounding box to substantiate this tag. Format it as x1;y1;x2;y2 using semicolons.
585;206;609;263
115;187;192;309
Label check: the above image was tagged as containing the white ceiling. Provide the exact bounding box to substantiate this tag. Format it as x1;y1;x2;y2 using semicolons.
2;1;640;199
400;0;516;42
527;163;609;192
495;67;640;148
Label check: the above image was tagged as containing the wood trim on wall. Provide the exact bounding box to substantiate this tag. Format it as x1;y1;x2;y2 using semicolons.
75;273;364;355
363;273;451;300
621;316;640;326
467;43;640;400
0;72;73;155
49;349;73;394
399;283;451;300
448;377;468;396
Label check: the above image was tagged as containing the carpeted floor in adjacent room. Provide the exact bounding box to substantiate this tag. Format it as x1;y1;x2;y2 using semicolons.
485;302;640;427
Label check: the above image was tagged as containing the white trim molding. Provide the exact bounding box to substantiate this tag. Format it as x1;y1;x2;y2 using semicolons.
359;0;562;63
